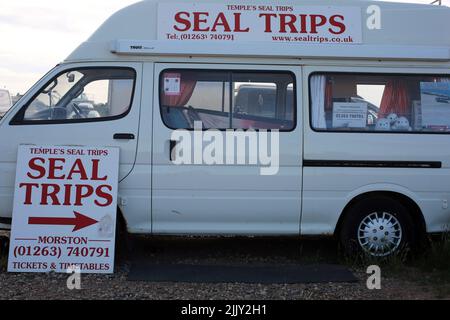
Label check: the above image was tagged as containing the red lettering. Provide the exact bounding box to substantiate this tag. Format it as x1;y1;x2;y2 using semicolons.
175;12;249;33
233;13;250;32
174;12;191;31
91;159;107;181
259;13;277;33
74;185;94;206
40;184;61;205
48;158;66;180
95;185;113;207
310;14;327;34
298;14;308;33
19;183;39;205
27;158;46;179
63;184;72;206
211;12;231;32
329;15;346;34
67;159;88;180
280;14;298;33
193;12;210;32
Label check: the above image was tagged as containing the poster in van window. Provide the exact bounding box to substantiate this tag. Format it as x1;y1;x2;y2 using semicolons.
158;3;362;45
332;102;368;129
420;82;450;130
7;145;119;274
164;73;182;96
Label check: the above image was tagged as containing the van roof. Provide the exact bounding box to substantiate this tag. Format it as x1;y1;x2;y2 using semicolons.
66;0;450;62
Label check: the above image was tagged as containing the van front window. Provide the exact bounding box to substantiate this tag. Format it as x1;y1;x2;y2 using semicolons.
18;68;135;123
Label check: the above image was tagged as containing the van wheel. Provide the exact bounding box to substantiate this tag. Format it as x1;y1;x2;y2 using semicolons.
340;196;416;258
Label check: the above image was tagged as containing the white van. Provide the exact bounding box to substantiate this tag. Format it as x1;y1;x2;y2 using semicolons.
1;0;450;258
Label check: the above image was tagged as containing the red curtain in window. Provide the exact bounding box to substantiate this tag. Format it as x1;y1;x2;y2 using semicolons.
379;80;410;118
162;73;197;107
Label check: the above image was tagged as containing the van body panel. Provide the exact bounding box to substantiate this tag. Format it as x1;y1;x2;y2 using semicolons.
301;65;450;235
66;0;450;63
119;62;154;233
301;170;450;235
151;63;303;235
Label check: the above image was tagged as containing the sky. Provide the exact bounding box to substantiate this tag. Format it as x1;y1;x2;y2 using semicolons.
0;0;449;95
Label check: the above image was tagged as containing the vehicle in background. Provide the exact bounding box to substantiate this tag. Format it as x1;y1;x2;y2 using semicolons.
11;94;23;106
0;89;12;117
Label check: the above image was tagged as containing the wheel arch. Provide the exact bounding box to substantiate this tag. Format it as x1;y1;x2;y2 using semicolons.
334;190;427;239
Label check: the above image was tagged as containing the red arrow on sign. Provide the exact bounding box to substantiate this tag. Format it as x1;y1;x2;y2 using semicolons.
28;211;98;232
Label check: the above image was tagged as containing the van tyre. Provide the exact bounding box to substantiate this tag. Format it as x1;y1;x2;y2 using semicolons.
340;196;416;258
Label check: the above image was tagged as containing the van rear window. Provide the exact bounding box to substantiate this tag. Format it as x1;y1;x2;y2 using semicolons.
310;73;450;133
159;70;295;131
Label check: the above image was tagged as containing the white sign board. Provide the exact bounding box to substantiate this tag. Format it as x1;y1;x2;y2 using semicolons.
8;145;120;274
158;3;362;44
333;102;368;128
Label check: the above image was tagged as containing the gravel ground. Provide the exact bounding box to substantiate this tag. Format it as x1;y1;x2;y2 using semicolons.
0;236;445;300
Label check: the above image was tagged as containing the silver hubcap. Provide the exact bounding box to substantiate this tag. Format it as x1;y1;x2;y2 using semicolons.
357;212;402;257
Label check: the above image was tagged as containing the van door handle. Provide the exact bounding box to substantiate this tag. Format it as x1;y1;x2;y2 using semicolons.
114;133;135;140
170;140;178;161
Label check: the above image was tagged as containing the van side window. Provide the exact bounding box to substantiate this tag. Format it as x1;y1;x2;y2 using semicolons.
310;73;450;133
160;70;295;131
14;68;135;124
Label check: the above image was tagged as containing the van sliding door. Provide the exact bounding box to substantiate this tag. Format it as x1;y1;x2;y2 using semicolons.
151;63;303;235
